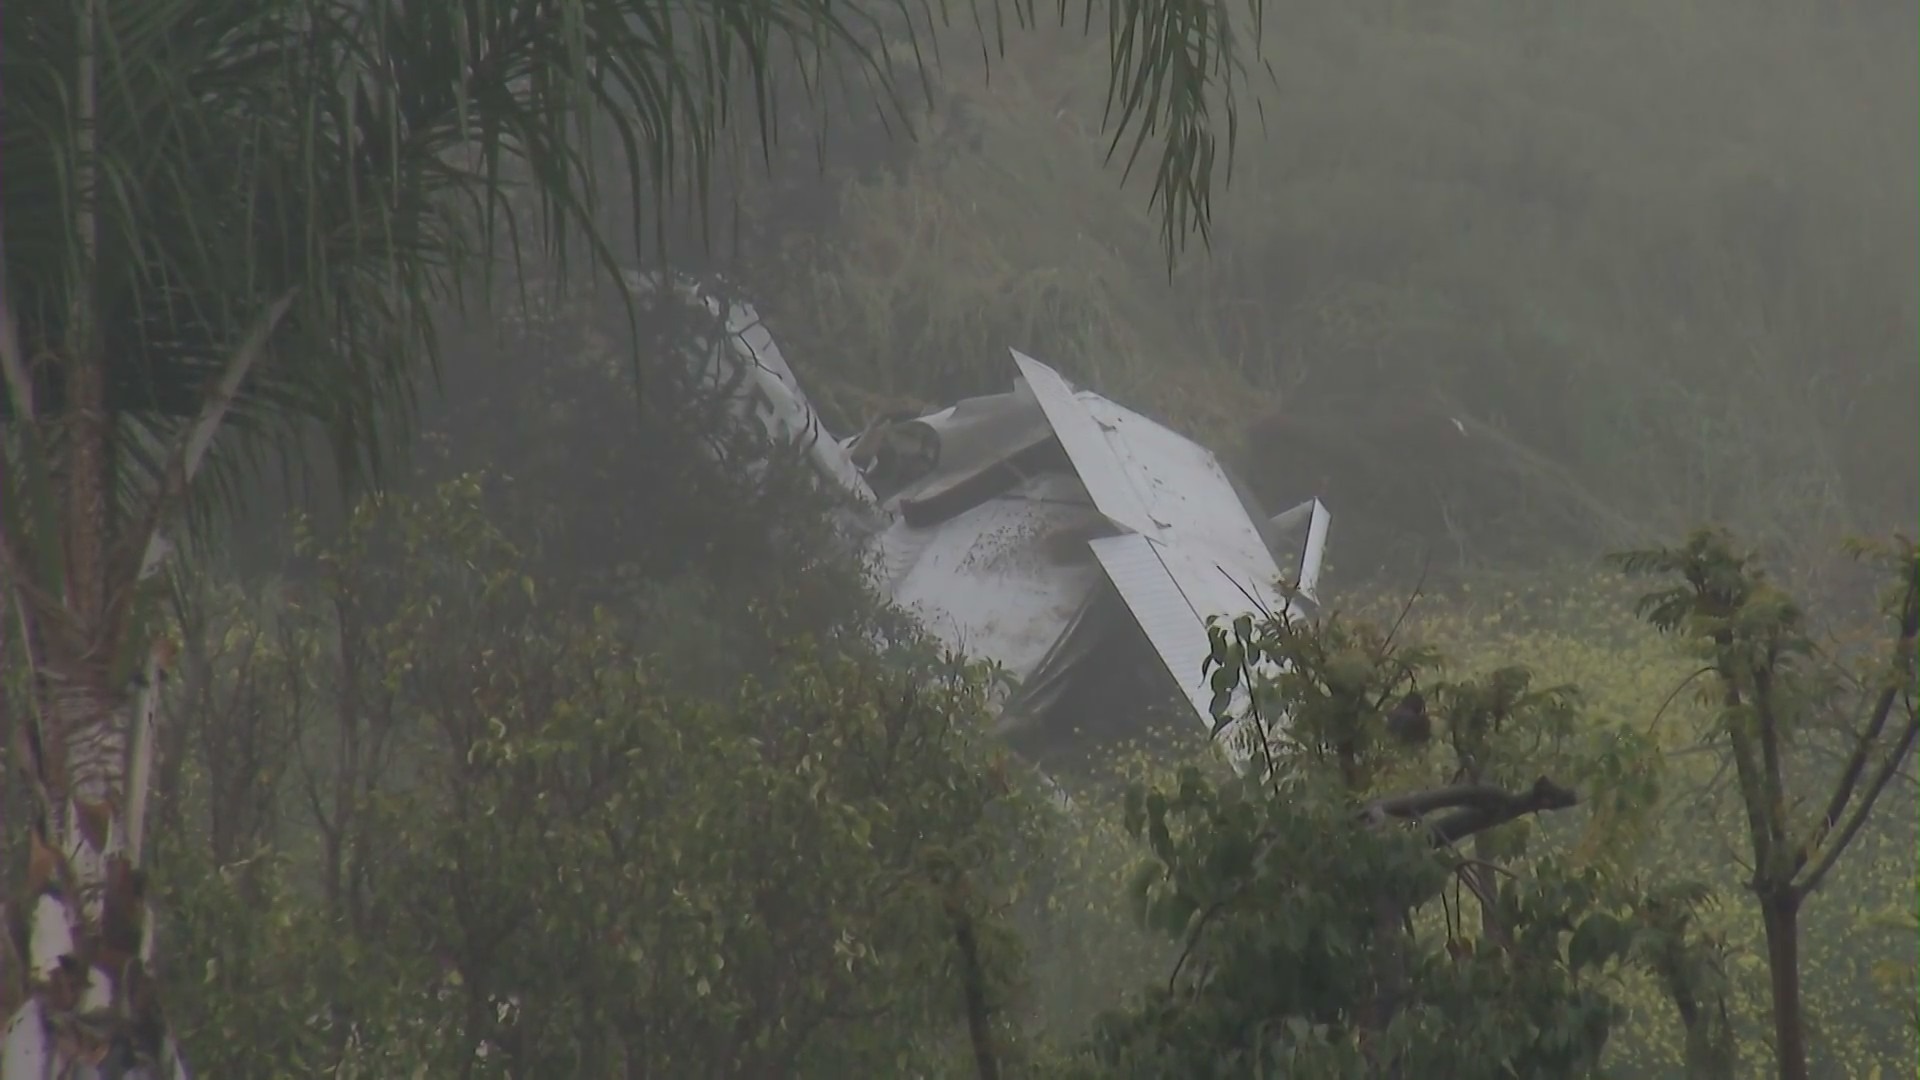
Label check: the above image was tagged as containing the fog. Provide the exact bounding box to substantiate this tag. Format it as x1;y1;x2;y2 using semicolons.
8;0;1915;1075
363;0;1915;593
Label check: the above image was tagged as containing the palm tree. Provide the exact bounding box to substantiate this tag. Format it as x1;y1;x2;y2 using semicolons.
0;0;1256;1072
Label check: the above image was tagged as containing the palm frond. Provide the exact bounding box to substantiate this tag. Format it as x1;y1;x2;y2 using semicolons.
2;0;1259;538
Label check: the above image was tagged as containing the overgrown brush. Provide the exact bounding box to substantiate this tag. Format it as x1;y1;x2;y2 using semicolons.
743;0;1917;574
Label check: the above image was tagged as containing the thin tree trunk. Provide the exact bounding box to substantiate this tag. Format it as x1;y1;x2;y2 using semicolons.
1759;891;1808;1080
950;903;1000;1080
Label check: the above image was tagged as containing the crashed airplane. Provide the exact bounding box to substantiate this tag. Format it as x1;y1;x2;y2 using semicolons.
639;272;1331;763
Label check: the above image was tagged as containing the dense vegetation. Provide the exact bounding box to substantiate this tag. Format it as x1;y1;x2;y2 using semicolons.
63;290;1910;1077
741;0;1917;578
3;0;1914;1076
132;479;1920;1077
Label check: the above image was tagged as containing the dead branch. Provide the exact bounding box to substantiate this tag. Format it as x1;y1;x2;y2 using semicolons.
1361;775;1580;847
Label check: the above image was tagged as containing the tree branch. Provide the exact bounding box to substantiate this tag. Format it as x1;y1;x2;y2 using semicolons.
1808;571;1918;863
1795;701;1919;900
1361;775;1580;847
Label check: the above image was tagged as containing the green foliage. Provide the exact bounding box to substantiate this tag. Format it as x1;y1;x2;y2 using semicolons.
1053;601;1704;1078
130;486;1919;1078
1008;768;1182;1045
152;846;462;1078
1;0;1257;512
1026;543;1913;1077
409;273;891;639
1609;527;1920;1079
152;476;1046;1076
747;0;1917;569
1366;563;1918;1077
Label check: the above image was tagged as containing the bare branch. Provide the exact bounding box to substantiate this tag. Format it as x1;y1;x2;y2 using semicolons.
1362;776;1580;847
1363;776;1576;820
1808;571;1918;862
1648;666;1718;736
1446;856;1521;882
1373;551;1432;664
1167;895;1234;993
1795;701;1919;900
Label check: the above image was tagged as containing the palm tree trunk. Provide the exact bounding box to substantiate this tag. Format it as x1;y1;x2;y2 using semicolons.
3;622;188;1077
2;0;192;1038
0;0;181;1039
0;570;184;1079
1;277;286;1079
1;132;285;1071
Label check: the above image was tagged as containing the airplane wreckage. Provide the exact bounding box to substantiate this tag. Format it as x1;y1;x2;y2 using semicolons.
638;273;1332;764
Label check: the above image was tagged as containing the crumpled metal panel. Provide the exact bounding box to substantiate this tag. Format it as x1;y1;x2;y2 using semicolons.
1087;534;1213;722
1007;349;1300;732
1010;350;1285;592
634;271;1337;749
722;301;874;502
1077;394;1280;585
873;472;1107;687
1088;533;1278;727
870;350;1313;738
1010;350;1163;538
891;382;1051;495
628;269;874;504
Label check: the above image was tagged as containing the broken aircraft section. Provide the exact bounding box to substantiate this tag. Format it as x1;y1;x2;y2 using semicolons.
640;273;1331;762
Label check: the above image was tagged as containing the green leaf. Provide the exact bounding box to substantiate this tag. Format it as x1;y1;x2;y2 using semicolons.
1567;912;1625;972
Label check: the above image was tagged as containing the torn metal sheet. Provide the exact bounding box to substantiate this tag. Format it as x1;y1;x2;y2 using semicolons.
863;352;1322;737
627;270;873;502
872;471;1109;695
661;276;1331;750
1272;497;1332;605
1076;394;1279;586
1087;534;1218;721
1086;533;1282;730
1010;351;1163;539
721;303;872;500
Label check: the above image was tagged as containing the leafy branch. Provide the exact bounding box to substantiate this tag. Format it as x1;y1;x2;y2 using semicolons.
1615;527;1920;1080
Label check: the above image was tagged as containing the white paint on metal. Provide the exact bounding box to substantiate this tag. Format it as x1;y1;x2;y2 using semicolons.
626;269;873;504
1298;498;1332;605
873;473;1105;690
1088;534;1279;728
1076;394;1275;579
1009;351;1162;538
720;300;872;501
625;271;1337;747
867;350;1323;738
1087;534;1214;720
886;382;1049;494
